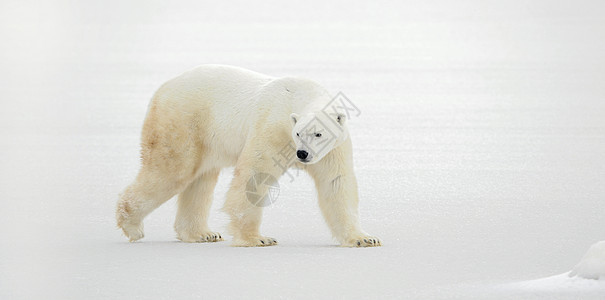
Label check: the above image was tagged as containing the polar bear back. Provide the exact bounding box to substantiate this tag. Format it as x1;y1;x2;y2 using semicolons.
146;65;331;167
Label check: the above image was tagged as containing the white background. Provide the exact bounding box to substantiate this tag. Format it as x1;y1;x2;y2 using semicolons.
1;0;604;298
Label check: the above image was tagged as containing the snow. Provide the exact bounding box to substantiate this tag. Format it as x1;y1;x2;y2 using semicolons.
1;0;605;299
497;274;605;299
493;242;605;299
570;241;605;280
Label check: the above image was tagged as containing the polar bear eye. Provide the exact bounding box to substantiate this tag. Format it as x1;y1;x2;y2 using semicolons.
315;133;322;138
296;133;300;137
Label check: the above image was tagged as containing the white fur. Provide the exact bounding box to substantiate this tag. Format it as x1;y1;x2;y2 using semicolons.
116;64;381;247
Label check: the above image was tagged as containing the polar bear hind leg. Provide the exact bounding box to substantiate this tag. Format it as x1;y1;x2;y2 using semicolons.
116;169;185;242
116;97;205;242
174;169;223;242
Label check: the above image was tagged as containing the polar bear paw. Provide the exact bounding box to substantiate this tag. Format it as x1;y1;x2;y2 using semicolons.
177;230;224;243
345;235;382;247
231;236;278;247
120;223;145;242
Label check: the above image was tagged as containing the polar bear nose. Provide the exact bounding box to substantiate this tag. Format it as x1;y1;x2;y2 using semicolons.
296;150;308;160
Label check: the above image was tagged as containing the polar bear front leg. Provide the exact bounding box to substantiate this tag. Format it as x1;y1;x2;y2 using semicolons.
223;150;284;247
314;174;382;247
306;140;382;247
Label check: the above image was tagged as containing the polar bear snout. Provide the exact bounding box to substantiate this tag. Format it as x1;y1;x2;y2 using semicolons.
296;149;314;163
296;150;309;160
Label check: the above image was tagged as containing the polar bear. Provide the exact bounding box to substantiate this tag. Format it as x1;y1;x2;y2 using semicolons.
116;65;381;247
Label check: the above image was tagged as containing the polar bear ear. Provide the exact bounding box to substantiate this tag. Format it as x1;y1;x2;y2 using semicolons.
336;113;346;126
290;113;299;126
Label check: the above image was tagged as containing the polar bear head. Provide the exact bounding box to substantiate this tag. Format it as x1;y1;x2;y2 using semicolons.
290;111;348;164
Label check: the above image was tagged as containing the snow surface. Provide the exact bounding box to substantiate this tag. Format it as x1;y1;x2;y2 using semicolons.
570;241;605;280
1;0;605;299
497;273;605;299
